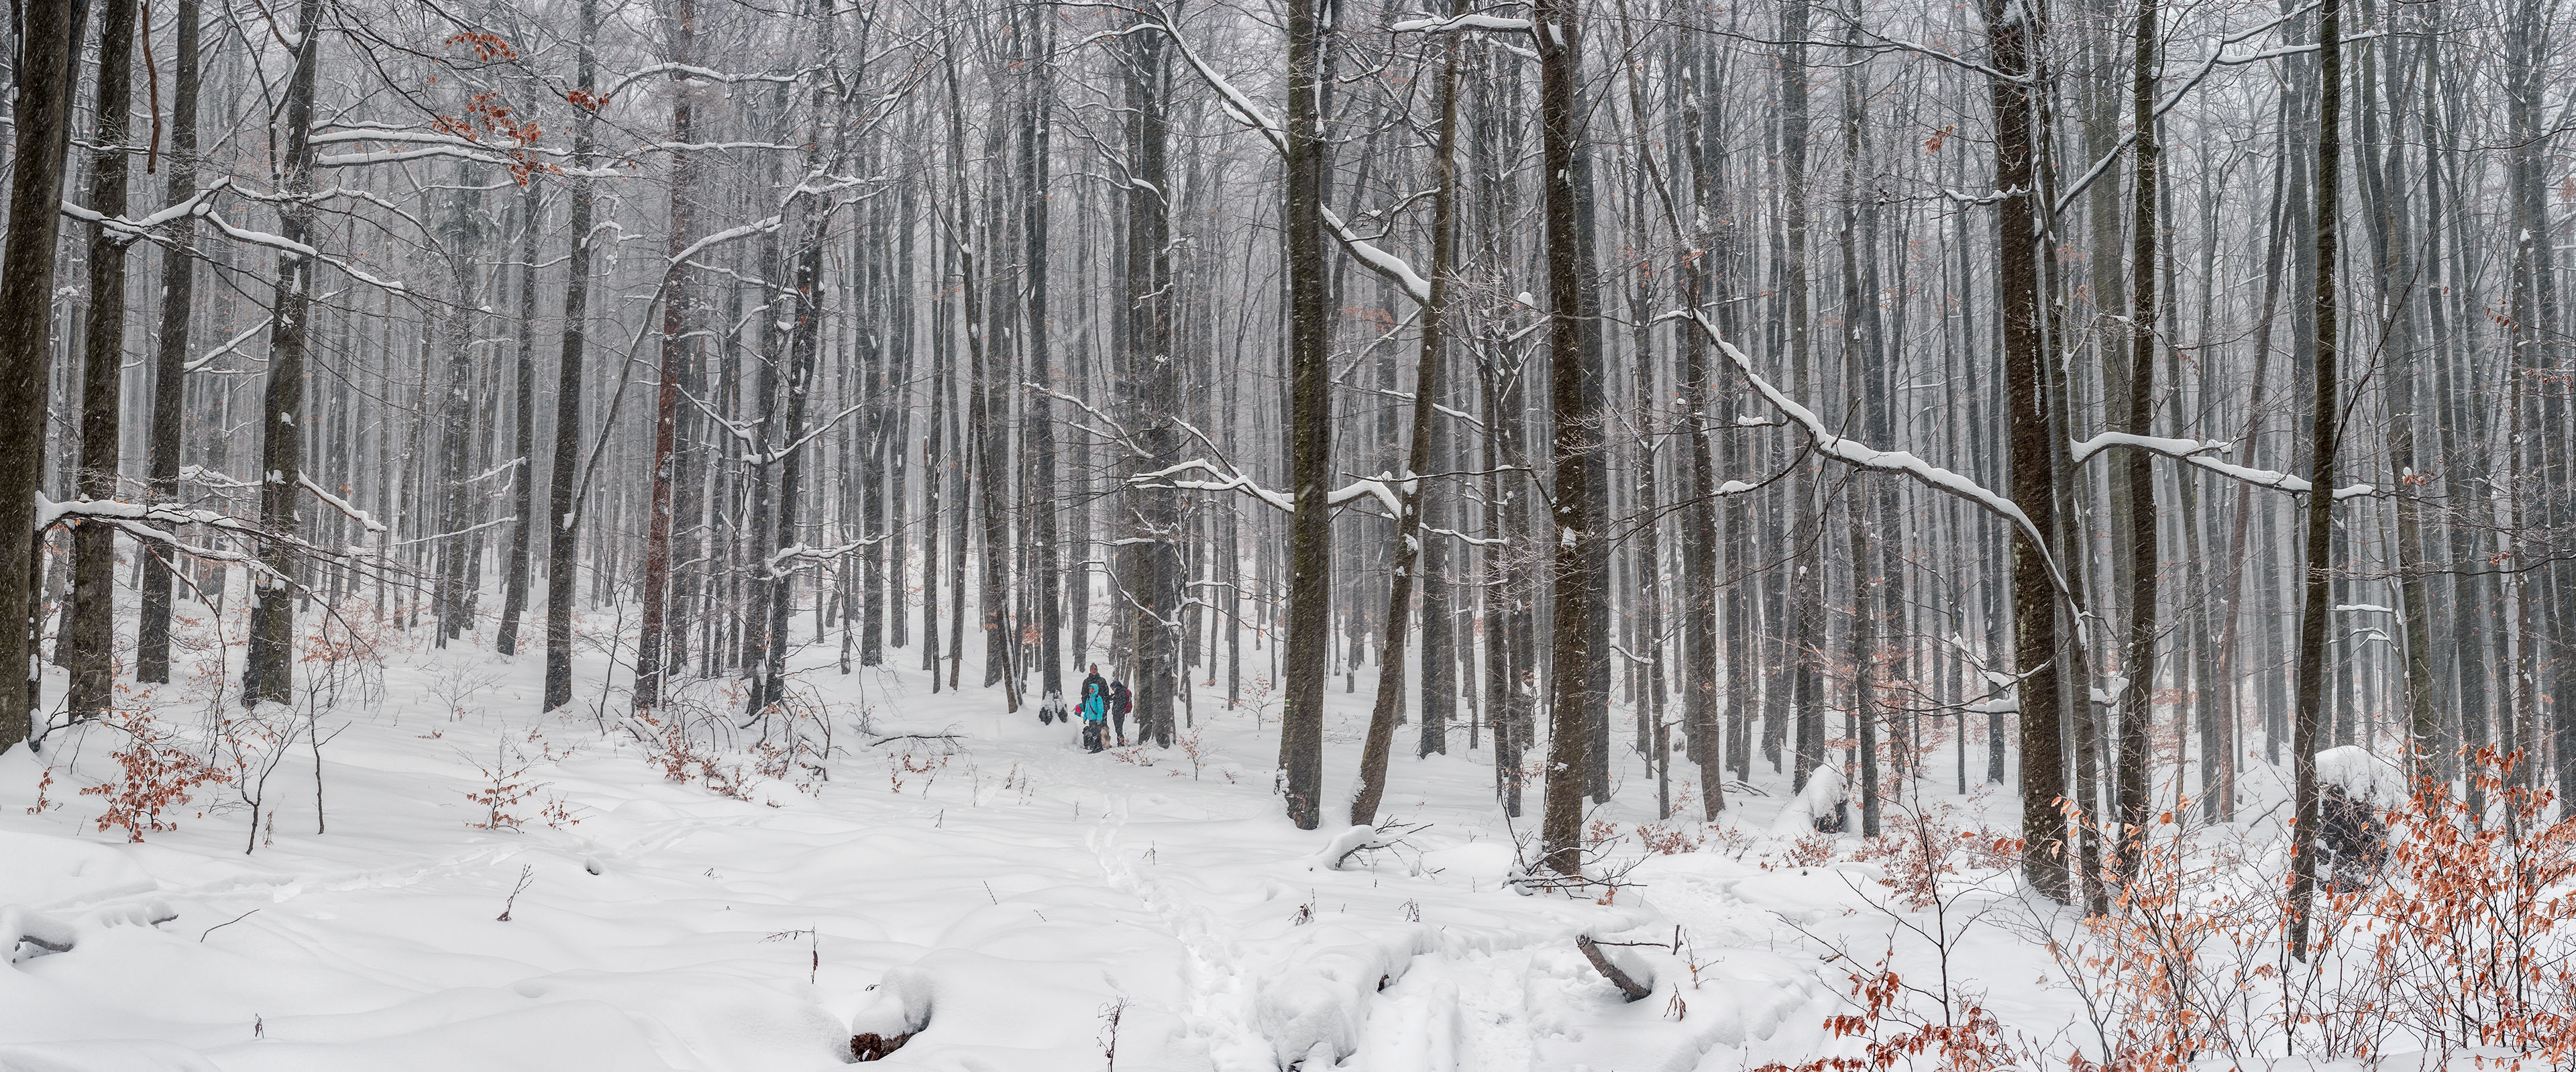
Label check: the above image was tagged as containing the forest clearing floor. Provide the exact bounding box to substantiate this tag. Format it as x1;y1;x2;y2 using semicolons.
0;604;2422;1070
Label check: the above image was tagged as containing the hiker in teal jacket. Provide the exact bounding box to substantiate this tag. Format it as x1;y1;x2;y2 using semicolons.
1077;665;1110;753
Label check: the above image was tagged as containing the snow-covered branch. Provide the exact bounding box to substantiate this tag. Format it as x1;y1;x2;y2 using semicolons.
2069;431;2374;499
1133;460;1406;517
1390;12;1534;33
1677;309;2076;602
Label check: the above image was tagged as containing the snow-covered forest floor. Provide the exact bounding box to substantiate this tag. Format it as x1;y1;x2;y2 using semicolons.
0;598;2542;1071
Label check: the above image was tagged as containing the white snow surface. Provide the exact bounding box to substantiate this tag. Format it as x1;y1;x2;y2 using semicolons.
8;582;2502;1068
0;594;1965;1071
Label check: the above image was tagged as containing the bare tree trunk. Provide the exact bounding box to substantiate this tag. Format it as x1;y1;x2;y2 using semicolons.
1536;0;1605;876
1022;9;1065;710
0;0;85;745
545;0;599;712
1982;0;2068;902
2114;0;2161;877
1279;0;1335;827
2288;0;2343;962
66;0;140;721
1352;2;1463;825
496;188;542;656
137;0;202;688
244;0;325;708
635;0;699;712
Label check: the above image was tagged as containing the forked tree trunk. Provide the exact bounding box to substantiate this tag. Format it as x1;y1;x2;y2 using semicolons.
1350;0;1463;826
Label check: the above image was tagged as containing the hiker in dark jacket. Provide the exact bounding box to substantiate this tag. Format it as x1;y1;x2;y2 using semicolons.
1108;679;1134;747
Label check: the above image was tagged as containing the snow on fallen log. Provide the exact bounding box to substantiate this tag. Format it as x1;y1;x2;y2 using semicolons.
5;900;177;963
847;964;934;1061
1772;764;1850;835
1574;934;1655;1002
1252;924;1436;1069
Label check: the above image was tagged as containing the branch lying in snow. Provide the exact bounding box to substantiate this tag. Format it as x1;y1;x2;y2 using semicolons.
1307;820;1433;871
5;902;177;962
1674;309;2077;603
2069;431;2375;499
1575;935;1654;1002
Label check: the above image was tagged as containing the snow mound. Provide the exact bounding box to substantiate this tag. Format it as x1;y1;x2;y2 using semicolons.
1251;924;1433;1068
2316;746;2409;808
1772;765;1849;835
846;963;936;1041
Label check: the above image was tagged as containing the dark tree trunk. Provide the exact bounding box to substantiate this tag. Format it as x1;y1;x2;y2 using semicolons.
67;0;140;720
137;0;202;688
0;0;85;746
1982;0;2068;902
545;0;598;712
1279;0;1335;828
1536;0;1605;876
496;189;542;657
1022;10;1064;709
2115;0;2161;877
1353;1;1463;824
2288;0;2343;962
635;0;698;712
244;0;325;708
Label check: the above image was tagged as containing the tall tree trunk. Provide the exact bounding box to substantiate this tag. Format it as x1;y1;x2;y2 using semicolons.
545;0;599;712
1352;2;1463;825
1279;0;1335;827
138;0;202;687
1023;9;1064;710
2288;0;2343;962
1536;0;1605;876
2115;0;2161;877
67;0;141;721
0;0;85;746
496;189;542;656
244;0;325;708
1982;0;2068;902
635;0;698;712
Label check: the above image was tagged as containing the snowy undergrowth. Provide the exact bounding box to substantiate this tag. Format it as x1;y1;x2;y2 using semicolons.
3;593;2487;1071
